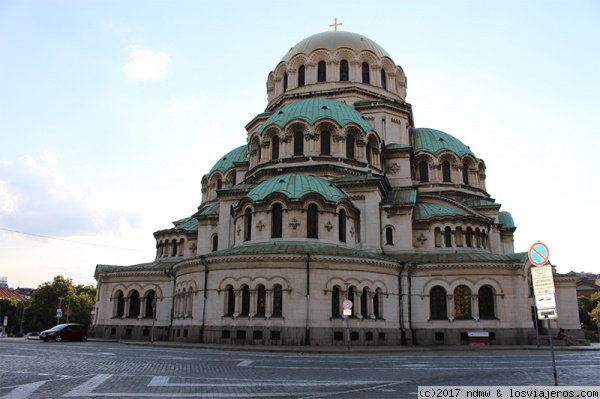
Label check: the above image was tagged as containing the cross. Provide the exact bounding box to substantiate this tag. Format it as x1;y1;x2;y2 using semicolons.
329;18;342;31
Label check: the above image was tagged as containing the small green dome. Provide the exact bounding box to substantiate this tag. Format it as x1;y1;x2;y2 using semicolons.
412;128;477;158
258;98;374;135
246;174;347;202
281;31;392;63
209;145;248;175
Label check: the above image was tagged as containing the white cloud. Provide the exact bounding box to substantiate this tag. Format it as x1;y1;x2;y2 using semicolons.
123;47;170;80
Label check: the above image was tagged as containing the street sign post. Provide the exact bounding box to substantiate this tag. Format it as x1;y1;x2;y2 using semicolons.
529;242;550;266
531;265;555;296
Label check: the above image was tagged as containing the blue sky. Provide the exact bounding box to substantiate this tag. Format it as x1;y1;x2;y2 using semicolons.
1;0;599;288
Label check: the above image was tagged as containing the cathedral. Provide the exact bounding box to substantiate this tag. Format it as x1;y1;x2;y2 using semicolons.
93;29;580;346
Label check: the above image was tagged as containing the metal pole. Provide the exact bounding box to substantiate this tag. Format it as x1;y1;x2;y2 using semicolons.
344;283;350;350
57;297;63;325
547;320;558;386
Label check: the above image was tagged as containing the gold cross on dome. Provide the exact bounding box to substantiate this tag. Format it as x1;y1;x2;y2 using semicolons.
329;18;342;31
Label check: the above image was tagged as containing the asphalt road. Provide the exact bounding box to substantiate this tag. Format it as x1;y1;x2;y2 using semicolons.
1;339;599;398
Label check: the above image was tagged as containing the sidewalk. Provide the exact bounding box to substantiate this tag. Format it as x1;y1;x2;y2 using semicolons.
99;339;600;354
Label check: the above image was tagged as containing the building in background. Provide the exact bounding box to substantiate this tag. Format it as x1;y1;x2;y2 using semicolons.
93;29;581;345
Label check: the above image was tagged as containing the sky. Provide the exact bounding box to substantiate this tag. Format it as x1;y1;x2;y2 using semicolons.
1;0;599;289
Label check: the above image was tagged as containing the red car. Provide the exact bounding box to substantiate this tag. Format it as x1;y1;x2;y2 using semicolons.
40;323;88;342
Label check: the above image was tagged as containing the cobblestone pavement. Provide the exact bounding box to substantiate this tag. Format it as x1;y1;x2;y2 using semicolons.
1;339;599;398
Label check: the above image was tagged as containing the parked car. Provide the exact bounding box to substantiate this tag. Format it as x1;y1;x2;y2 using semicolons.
40;323;88;342
24;332;40;340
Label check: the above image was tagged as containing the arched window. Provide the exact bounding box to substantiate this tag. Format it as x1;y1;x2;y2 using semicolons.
283;73;288;92
455;227;463;246
442;160;451;182
434;227;442;247
362;62;370;84
293;131;303;156
217;179;222;190
273;284;283;317
145;290;155;318
226;285;235;316
454;285;472;319
374;289;381;318
346;135;355;159
171;239;178;256
444;227;452;247
244;208;252;241
385;226;393;245
320;131;331;155
116;291;124;317
366;143;371;164
332;286;340;317
272;204;283;238
419;161;429;182
298;65;305;87
256;285;266;316
317;60;326;82
241;285;250;316
361;288;368;318
466;227;473;247
340;60;349;81
478;286;495;319
348;287;355;317
307;204;318;238
212;234;218;252
272;136;279;160
129;290;140;318
430;286;447;320
462;164;469;185
231;173;236;186
338;209;346;242
381;68;386;89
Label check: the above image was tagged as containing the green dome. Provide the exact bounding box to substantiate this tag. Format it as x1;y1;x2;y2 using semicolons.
209;145;247;175
412;128;477;158
281;31;392;63
258;98;374;135
246;174;347;202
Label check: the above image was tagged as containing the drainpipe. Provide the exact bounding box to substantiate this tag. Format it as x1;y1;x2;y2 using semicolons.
407;262;417;345
398;262;407;345
305;252;311;346
199;256;208;343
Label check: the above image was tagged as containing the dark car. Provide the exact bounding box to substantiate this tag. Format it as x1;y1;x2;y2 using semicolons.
40;323;88;342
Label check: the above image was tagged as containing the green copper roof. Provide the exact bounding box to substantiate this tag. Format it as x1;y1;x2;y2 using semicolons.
171;216;198;231
209;145;247;175
281;31;392;63
246;173;347;202
413;202;471;220
382;190;417;205
499;211;516;229
198;202;220;216
257;98;374;135
412;128;477;158
392;251;528;264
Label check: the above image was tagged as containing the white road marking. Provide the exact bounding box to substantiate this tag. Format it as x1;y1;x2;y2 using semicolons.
62;374;113;397
237;359;254;366
148;376;400;387
0;381;46;399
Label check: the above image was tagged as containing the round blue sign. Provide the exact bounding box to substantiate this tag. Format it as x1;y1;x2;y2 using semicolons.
528;242;550;266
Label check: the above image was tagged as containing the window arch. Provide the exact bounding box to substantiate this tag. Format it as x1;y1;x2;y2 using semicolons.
217;179;222;190
366;143;371;164
374;288;382;318
338;209;346;242
171;239;178;256
116;291;125;317
340;60;349;81
307;204;318;238
442;160;451;182
212;234;218;252
273;284;283;317
272;136;279;160
317;60;326;82
362;62;370;84
466;227;473;247
226;285;235;316
298;65;305;87
283;73;288;92
320;131;331;155
478;285;495;319
293;131;304;156
272;203;283;238
332;286;341;317
462;164;469;185
256;285;266;316
145;290;156;318
381;68;386;89
361;288;368;318
419;161;429;182
129;290;140;318
454;285;472;319
346;135;355;159
244;208;252;241
348;287;355;317
385;226;394;245
430;286;447;320
241;285;250;316
444;227;452;247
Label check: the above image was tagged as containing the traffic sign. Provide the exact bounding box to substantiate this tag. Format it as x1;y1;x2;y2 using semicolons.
537;308;558;320
342;300;353;309
535;293;556;310
529;242;550;266
531;265;555;295
3;316;7;326
56;311;63;318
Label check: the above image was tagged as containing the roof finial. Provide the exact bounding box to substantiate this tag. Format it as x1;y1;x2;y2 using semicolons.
329;17;342;31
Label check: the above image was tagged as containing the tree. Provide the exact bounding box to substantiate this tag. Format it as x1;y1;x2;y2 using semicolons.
26;276;96;332
578;292;600;331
